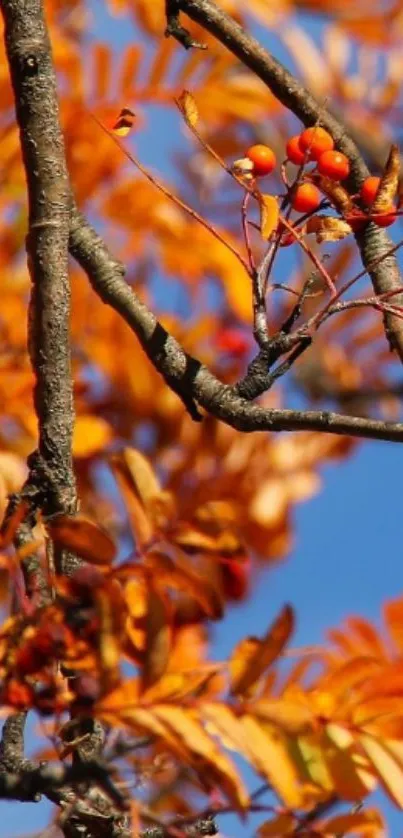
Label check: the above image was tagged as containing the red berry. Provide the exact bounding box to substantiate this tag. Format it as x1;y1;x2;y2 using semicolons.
286;135;305;166
360;176;381;206
371;206;397;228
291;183;321;214
299;127;334;161
216;328;250;357
245;144;276;177
317;150;350;181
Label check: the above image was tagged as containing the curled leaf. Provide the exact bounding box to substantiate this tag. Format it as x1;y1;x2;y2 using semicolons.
317;176;353;214
373;144;400;211
112;107;136;137
259;194;279;239
306;215;352;243
177;90;199;128
231;605;294;696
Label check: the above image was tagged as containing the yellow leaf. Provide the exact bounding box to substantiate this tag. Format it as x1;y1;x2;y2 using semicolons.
152;705;249;810
231;605;294;696
73;415;112;458
250;698;314;735
47;514;116;565
295;735;334;791
360;733;403;807
177;90;199;128
242;714;303;807
259;194;279;239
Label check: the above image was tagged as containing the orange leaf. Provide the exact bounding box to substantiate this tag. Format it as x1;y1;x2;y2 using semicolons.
257;814;296;836
48;515;116;565
231;605;294;696
384;596;403;654
321;809;384;836
324;724;376;800
259;194;279;239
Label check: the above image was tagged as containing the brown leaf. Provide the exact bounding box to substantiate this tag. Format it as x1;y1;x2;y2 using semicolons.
231;605;294;696
146;551;223;620
317;176;353;214
112;107;136;137
142;582;171;691
48;515;116;565
306;215;353;243
373;145;400;211
177;90;199;128
259;194;279;239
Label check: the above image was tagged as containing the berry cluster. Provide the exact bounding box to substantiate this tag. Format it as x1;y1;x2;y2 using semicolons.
240;127;398;231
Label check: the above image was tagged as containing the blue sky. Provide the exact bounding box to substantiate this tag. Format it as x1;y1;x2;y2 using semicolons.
2;2;403;836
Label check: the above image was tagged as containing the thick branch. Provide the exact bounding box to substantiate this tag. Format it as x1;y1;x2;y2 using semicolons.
1;0;77;548
169;0;403;361
69;207;403;443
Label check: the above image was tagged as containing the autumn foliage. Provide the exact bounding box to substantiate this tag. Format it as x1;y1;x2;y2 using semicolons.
2;0;403;837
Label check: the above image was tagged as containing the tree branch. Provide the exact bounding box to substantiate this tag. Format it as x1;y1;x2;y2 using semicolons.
69;206;403;443
1;0;78;576
167;0;403;362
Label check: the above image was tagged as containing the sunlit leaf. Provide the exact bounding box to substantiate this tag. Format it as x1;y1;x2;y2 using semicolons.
320;809;384;836
177;90;199;127
142;582;171;690
257;813;296;836
360;733;403;807
73;415;112;458
241;714;303;807
259;194;279;239
231;605;294;696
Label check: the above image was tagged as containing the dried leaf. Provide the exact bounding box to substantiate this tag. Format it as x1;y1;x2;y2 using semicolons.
142;582;171;690
306;215;353;243
0;500;29;549
373;145;400;211
325;724;376;800
48;515;116;565
177;90;199;128
231;605;294;696
112;107;136;137
317;176;353;214
259;194;279;239
146;551;223;620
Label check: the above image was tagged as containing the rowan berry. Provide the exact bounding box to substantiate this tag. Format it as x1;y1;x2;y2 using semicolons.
299;126;334;161
371;206;397;228
216;328;250;357
245;144;276;177
360;176;381;206
317;150;350;181
286;135;305;166
291;183;321;214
